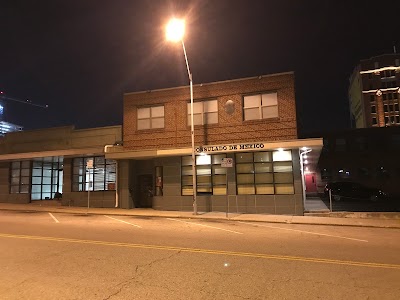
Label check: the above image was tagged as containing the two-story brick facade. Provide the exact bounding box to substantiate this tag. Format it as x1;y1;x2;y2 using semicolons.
107;72;322;215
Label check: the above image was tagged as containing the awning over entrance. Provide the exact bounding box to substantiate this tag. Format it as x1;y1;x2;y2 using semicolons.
105;138;323;160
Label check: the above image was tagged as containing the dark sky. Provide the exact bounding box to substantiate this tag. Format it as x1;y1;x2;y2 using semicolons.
1;0;399;137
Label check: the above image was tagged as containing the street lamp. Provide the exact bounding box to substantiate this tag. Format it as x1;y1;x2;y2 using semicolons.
166;18;197;215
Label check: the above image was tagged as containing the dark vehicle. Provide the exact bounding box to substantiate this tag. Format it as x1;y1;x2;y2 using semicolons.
324;181;387;202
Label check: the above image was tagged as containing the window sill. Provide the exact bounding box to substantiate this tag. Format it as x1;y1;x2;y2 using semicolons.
242;117;280;124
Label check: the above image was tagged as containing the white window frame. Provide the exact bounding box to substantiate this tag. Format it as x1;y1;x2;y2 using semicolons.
187;99;218;126
243;92;278;121
137;105;164;130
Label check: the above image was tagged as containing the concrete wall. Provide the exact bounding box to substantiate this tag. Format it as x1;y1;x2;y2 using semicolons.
0;125;122;154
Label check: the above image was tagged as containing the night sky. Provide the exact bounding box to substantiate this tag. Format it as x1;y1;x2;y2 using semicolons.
1;0;399;137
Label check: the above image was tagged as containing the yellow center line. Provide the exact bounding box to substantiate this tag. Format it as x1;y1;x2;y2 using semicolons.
1;232;399;270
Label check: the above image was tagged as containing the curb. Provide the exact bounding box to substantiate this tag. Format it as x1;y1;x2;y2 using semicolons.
1;206;400;229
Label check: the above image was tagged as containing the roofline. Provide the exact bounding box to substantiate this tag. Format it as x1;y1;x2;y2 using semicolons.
124;71;295;96
360;53;400;62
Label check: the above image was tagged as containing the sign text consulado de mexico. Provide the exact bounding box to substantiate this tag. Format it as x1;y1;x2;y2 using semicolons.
195;143;265;154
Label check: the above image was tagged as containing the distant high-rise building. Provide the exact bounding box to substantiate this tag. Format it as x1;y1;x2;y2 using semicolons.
0;101;23;136
349;53;400;128
0;121;23;136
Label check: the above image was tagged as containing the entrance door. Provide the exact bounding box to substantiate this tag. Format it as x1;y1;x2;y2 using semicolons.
137;174;153;208
305;173;317;193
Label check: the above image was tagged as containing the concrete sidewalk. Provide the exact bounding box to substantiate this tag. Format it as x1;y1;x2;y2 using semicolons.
1;202;400;229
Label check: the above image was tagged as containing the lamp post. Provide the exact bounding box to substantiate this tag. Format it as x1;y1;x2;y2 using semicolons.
166;18;197;215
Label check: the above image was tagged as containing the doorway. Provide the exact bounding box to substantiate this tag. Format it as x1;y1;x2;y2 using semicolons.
305;173;317;193
137;174;153;208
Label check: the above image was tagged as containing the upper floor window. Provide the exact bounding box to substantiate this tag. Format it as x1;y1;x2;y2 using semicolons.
335;138;346;151
243;92;278;121
187;99;218;126
137;105;164;130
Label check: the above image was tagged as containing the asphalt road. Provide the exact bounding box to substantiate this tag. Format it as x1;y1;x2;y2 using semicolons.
0;210;399;300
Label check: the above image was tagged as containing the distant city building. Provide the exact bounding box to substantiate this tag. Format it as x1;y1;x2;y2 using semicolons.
0;102;23;136
349;53;400;128
0;121;23;136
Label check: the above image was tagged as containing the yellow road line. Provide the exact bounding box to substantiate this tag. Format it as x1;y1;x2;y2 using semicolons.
1;232;399;270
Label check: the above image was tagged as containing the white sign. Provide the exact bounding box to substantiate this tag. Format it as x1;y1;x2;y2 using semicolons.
196;143;265;153
221;158;233;168
86;159;93;169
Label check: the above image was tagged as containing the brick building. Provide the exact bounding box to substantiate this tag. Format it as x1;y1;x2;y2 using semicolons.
107;72;322;215
349;53;400;128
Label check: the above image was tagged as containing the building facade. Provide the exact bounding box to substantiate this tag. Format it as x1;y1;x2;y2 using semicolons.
107;72;322;215
317;127;400;197
349;53;400;128
0;73;323;215
0;126;122;207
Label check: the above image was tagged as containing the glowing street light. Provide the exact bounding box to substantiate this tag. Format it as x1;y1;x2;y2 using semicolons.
166;18;197;215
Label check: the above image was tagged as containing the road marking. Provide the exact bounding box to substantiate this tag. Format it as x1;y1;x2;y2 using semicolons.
48;213;59;223
167;218;243;234
238;221;368;242
104;215;142;228
0;233;398;270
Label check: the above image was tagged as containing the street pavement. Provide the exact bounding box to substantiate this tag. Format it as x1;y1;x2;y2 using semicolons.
0;202;399;229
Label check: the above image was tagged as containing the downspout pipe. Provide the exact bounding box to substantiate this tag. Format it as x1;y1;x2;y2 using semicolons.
299;148;312;209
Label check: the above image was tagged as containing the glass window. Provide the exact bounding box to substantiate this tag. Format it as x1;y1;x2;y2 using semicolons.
181;154;227;195
372;117;377;125
10;161;31;194
187;99;218;126
236;151;294;195
371;105;376;113
29;157;63;200
137;105;164;130
243;92;278;120
335;138;346;151
72;156;116;191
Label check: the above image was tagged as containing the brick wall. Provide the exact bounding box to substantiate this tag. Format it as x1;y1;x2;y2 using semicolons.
123;72;297;150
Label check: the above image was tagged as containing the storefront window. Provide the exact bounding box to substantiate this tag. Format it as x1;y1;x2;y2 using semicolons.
236;150;294;195
72;156;116;191
181;154;227;195
31;157;63;200
10;161;31;194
